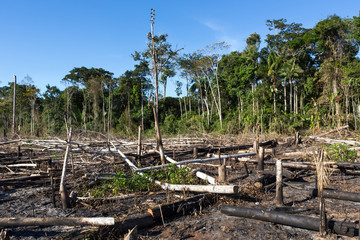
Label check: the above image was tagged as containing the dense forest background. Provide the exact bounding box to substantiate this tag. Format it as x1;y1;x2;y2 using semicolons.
1;14;360;137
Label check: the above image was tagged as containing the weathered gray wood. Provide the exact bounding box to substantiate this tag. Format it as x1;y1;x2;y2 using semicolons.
257;147;264;170
59;128;72;209
155;181;238;194
0;217;115;227
137;125;142;165
309;136;360;146
275;159;284;206
218;159;226;184
136;152;256;172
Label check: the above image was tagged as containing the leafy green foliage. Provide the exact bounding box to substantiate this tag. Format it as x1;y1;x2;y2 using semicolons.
89;172;155;197
87;165;198;198
325;144;358;162
147;164;197;184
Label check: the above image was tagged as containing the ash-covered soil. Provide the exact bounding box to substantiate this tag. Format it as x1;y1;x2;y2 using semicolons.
0;132;360;239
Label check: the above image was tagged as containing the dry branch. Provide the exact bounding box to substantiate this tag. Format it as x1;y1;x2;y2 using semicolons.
155;181;238;194
136;152;256;172
0;217;115;227
309;136;360;146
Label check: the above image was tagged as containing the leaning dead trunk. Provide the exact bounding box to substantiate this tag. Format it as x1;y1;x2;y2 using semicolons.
59;129;72;209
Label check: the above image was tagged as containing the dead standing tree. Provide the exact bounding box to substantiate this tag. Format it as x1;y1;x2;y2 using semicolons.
12;75;16;136
150;9;165;165
59;127;72;209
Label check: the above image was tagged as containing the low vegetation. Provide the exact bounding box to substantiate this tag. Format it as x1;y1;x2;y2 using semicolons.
325;144;358;162
85;164;199;198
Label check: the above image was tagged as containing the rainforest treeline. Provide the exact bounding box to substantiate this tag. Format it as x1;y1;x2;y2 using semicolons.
1;14;360;137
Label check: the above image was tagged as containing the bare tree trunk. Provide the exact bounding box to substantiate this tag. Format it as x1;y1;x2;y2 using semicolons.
107;86;112;134
290;79;293;113
352;96;357;131
252;82;255;116
198;78;204;122
141;87;144;130
179;98;182;117
272;78;276;114
150;16;159;116
187;75;191;112
345;85;349;125
334;68;341;127
127;94;131;131
283;81;287;112
30;98;35;136
12;75;16;135
102;82;106;133
60;128;72;209
184;97;187;119
215;72;223;129
204;98;210;126
152;106;165;165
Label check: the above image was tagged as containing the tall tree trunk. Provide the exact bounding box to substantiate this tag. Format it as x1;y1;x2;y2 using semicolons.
272;77;276;114
12;75;16;135
283;81;287;112
198;78;204;122
290;79;293;113
352;95;357;130
107;87;112;135
334;67;341;127
141;86;144;130
31;98;35;136
215;73;223;129
184;97;187;119
345;85;349;125
82;93;87;134
102;83;106;133
204;98;210;126
151;18;159;117
127;94;131;131
187;76;191;113
295;85;298;114
179;98;182;117
252;82;255;116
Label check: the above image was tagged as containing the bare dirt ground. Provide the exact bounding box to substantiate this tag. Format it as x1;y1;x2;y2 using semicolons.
1;130;360;239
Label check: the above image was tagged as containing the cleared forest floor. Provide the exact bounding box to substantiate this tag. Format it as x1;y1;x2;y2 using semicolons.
0;129;360;239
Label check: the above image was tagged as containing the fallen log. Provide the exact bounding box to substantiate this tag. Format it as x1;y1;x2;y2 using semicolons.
0;217;115;227
0;139;21;145
316;125;349;137
156;150;216;184
311;188;360;202
110;141;138;171
309;136;360;146
98;194;213;237
155;181;238;194
221;205;356;237
147;194;212;220
136;152;256;172
0;174;49;183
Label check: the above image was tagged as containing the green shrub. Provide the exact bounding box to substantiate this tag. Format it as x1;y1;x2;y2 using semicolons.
325;144;357;162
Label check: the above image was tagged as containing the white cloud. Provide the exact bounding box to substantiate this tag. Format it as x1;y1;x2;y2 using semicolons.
203;21;225;32
201;20;242;52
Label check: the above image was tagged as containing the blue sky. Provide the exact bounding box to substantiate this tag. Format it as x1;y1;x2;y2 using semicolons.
0;0;359;97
